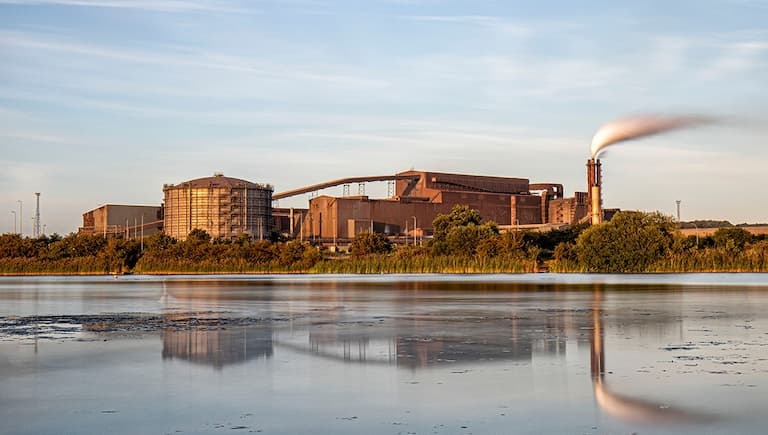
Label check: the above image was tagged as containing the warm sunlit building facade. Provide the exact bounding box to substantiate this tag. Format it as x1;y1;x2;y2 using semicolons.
162;173;273;241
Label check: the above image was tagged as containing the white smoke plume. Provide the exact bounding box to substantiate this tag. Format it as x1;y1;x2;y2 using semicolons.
590;115;712;158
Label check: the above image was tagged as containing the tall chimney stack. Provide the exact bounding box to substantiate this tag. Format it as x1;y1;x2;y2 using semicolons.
587;159;602;225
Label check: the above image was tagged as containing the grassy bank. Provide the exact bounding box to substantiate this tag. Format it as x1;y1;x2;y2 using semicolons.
1;256;535;275
311;255;534;274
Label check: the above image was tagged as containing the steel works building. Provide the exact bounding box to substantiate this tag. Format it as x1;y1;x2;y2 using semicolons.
80;204;163;238
286;170;587;242
81;169;587;243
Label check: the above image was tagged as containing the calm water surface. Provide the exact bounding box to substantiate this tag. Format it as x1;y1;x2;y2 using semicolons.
2;274;768;434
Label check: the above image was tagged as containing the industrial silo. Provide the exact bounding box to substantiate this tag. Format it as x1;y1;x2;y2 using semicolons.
163;173;273;240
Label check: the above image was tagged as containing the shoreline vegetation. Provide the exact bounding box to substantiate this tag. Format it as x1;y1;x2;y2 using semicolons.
2;206;767;276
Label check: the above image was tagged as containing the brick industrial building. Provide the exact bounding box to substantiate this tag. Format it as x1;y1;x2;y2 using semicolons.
80;204;163;238
277;170;588;242
81;169;587;243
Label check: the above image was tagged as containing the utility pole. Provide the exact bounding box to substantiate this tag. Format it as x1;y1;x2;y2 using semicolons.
675;200;681;222
411;216;417;247
140;215;144;252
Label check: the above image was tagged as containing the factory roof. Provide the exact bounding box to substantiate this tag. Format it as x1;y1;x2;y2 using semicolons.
164;173;273;190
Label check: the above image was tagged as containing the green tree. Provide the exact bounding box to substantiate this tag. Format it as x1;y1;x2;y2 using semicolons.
712;227;753;251
350;232;392;257
186;228;211;244
431;205;498;256
553;242;578;263
100;238;141;272
0;234;28;258
523;223;589;251
576;211;676;273
278;241;309;266
144;232;175;252
241;240;275;264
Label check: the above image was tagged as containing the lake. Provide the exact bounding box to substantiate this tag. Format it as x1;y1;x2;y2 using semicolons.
2;274;768;434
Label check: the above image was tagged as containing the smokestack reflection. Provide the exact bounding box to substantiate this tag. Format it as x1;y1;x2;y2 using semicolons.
589;290;714;424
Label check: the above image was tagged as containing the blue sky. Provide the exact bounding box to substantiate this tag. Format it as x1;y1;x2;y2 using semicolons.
1;0;767;234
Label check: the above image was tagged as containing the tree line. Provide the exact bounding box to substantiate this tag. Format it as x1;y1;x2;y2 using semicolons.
1;205;767;274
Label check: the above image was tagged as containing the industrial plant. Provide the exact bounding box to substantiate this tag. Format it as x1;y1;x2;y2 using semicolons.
68;114;740;246
79;164;605;246
275;169;588;242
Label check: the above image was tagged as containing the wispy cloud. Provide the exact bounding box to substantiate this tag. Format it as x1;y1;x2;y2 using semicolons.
402;14;531;36
0;0;251;13
0;131;79;144
0;30;388;88
700;40;768;79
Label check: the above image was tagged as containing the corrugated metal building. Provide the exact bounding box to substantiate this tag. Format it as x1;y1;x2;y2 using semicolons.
163;173;272;240
80;204;163;237
300;170;587;241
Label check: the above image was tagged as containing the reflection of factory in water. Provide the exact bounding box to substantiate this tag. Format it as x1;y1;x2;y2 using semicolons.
157;280;277;369
275;315;563;368
162;326;273;370
271;282;686;369
276;316;572;368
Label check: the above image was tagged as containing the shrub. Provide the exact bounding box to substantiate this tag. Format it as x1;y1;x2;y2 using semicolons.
576;212;676;273
350;232;392;257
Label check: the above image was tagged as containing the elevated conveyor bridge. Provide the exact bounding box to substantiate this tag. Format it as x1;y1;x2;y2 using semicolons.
273;174;421;200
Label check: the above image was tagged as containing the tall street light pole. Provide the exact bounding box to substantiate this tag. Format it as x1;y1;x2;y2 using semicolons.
10;211;16;234
17;200;23;237
692;222;700;248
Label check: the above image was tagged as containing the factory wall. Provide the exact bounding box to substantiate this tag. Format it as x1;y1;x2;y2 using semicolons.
395;170;529;198
305;191;536;240
548;193;588;225
273;207;308;237
510;195;543;225
80;204;163;237
441;191;513;225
